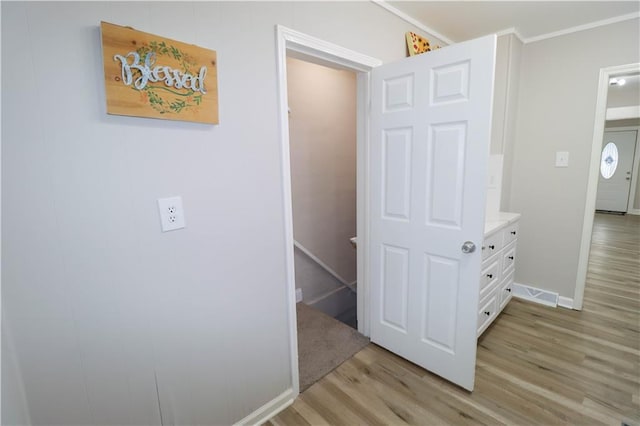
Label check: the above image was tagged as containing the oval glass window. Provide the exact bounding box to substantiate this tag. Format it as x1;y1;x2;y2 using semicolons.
600;142;619;179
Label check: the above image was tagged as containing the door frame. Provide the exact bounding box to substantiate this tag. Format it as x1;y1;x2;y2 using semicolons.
573;62;640;310
275;25;382;396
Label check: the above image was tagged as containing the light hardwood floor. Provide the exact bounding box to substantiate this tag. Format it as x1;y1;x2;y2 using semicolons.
268;213;639;425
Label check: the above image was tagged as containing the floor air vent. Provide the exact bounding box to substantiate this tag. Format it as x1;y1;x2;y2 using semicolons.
512;283;559;307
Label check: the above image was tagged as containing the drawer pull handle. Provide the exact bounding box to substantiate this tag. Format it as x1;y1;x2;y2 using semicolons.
506;288;511;292
487;274;493;279
484;311;491;316
511;231;517;235
489;245;495;250
508;256;514;260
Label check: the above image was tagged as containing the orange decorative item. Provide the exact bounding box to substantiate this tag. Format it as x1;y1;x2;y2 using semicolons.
405;31;440;56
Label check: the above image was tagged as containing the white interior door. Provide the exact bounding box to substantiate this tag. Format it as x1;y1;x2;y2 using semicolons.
596;130;637;212
369;35;496;391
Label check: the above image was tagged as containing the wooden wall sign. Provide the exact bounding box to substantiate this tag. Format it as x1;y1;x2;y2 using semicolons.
101;21;218;124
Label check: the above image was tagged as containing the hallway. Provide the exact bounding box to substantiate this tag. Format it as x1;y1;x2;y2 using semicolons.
268;213;640;425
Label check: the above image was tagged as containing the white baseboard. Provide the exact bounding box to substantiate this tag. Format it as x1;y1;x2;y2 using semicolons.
512;282;559;307
628;209;640;215
234;388;295;426
558;296;575;310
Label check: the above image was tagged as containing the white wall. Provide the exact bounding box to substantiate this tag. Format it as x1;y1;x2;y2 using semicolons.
491;35;510;155
490;33;523;157
487;34;521;217
509;18;640;298
288;57;357;285
2;317;30;426
1;2;444;424
498;34;523;211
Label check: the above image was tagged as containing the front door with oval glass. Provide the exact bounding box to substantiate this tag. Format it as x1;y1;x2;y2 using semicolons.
595;130;638;212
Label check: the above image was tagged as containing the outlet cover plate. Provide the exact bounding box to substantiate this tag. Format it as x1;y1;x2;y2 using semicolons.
158;196;186;232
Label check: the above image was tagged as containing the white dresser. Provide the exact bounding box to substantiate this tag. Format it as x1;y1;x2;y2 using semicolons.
477;212;520;337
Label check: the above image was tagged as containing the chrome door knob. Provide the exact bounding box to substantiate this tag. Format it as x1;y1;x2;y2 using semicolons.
461;241;476;253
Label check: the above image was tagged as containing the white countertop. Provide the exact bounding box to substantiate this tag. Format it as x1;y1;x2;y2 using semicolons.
484;212;521;236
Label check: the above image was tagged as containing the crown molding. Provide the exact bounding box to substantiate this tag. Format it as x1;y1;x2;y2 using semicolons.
371;0;454;46
495;27;525;44
373;1;639;46
523;11;640;44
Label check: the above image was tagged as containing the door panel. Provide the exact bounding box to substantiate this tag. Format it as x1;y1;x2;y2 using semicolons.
381;245;410;332
431;61;470;103
370;35;496;391
383;128;413;220
427;123;467;227
422;254;459;352
383;74;414;112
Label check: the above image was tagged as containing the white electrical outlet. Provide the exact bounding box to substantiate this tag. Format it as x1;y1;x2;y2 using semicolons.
295;288;303;303
157;196;186;232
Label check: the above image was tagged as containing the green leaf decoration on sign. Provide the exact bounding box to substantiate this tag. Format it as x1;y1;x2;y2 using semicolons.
133;42;201;115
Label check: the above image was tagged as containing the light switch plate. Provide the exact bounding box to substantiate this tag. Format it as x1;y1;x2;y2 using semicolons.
556;151;569;167
157;196;186;232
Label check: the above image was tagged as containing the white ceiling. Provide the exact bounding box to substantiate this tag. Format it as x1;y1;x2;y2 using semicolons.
385;1;640;43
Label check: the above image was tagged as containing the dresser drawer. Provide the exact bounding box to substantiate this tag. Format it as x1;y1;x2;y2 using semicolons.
480;259;500;301
499;270;514;310
479;212;520;339
502;242;517;275
482;231;503;260
504;222;519;245
477;293;498;336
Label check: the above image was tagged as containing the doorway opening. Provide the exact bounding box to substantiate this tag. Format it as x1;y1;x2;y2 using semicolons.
287;56;359;328
574;63;640;309
286;55;369;392
275;25;381;396
595;71;640;215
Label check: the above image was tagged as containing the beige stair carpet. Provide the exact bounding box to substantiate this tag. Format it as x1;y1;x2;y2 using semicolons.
296;302;370;392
